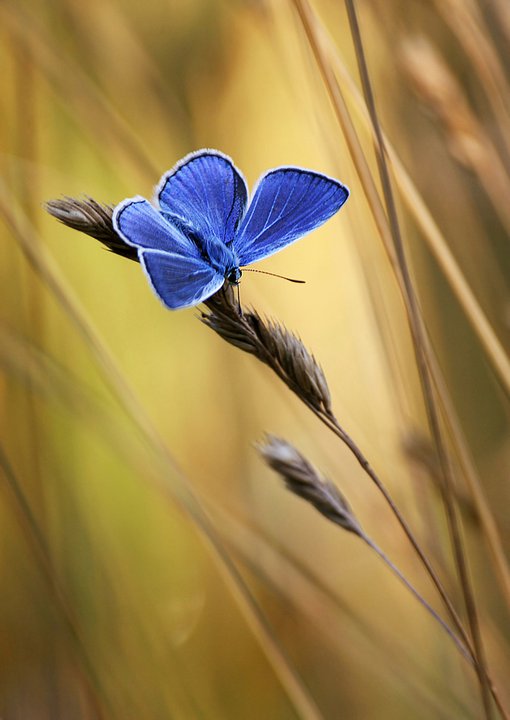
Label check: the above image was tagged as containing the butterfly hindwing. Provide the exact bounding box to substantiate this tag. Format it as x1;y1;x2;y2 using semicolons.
157;150;248;247
139;250;225;310
234;168;349;266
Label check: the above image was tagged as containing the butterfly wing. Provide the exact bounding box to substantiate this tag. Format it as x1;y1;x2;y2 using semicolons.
113;197;223;309
139;250;225;310
233;168;349;266
157;150;248;247
113;196;201;258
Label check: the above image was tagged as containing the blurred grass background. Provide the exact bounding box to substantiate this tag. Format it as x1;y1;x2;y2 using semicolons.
1;0;510;717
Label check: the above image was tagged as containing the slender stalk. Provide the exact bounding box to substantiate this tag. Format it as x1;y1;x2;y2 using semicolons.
259;436;471;663
364;530;508;720
321;17;510;402
342;1;494;716
202;285;508;718
301;360;509;720
314;402;474;651
286;0;510;413
358;531;471;662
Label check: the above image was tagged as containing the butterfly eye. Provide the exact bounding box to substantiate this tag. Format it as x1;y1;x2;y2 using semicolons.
226;267;242;285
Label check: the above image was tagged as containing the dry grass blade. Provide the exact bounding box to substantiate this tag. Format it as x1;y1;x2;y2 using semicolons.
401;37;510;236
289;0;399;282
286;1;510;400
259;435;362;533
343;2;497;716
308;22;510;608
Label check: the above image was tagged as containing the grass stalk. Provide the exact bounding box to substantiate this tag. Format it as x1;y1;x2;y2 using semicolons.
431;0;510;166
259;436;471;662
342;1;495;715
290;2;510;401
314;24;510;605
358;532;471;662
273;0;510;611
290;0;483;666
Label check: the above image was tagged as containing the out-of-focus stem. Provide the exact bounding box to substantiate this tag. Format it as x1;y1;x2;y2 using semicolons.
342;1;496;716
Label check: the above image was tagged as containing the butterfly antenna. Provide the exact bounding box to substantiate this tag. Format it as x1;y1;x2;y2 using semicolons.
241;268;306;284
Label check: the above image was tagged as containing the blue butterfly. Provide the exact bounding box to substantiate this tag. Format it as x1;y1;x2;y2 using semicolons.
113;149;349;310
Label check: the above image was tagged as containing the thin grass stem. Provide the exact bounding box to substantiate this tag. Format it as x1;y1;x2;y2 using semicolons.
342;1;495;715
300;19;510;605
310;402;474;649
266;389;508;718
334;36;510;401
259;436;472;664
431;0;510;167
358;531;471;663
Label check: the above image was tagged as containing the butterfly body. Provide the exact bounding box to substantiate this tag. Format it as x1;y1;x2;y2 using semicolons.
193;234;241;282
113;149;349;310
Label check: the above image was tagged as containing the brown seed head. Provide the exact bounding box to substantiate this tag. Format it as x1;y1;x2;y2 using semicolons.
259;435;362;535
203;293;332;415
45;196;138;261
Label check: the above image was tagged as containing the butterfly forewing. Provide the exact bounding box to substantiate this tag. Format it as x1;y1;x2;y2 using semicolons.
234;169;349;266
157;150;249;247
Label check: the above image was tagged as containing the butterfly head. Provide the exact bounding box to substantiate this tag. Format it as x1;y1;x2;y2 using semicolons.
225;266;242;286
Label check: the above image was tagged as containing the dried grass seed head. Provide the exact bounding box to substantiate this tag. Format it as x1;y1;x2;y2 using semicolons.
259;435;362;535
202;295;332;415
46;196;138;261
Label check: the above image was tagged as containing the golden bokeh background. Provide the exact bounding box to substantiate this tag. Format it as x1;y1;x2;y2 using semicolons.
1;0;509;717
